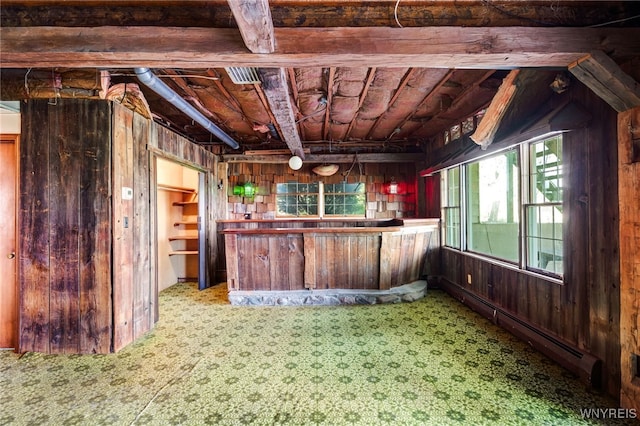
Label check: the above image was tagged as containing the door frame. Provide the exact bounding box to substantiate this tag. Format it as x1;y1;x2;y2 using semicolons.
152;153;211;292
0;134;19;350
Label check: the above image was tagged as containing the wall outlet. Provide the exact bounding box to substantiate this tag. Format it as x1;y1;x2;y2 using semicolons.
467;274;472;285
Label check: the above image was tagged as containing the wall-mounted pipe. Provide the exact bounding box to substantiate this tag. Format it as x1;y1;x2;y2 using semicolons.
134;67;240;150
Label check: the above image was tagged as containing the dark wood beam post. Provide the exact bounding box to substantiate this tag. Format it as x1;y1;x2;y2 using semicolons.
257;68;305;159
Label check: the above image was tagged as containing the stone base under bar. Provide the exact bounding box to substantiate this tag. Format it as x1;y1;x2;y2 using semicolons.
228;280;427;306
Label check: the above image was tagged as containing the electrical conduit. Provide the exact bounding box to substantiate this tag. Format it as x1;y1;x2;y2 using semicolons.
134;67;240;149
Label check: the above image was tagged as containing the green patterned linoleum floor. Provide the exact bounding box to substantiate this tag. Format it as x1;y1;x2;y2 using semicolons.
0;283;636;426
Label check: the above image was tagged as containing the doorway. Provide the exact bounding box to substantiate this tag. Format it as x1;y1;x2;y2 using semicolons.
0;135;18;349
156;157;207;291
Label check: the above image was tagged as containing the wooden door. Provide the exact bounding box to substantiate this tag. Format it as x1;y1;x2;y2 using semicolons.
0;135;18;349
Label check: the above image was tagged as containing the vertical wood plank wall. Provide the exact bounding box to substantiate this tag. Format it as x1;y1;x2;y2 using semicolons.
112;104;155;352
618;106;640;411
20;99;112;353
439;83;622;397
18;99;219;354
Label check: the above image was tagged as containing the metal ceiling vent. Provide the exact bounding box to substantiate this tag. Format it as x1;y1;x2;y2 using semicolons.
225;67;261;84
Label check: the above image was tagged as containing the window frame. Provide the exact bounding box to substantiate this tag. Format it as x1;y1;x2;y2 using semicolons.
323;181;367;217
275;181;367;218
439;133;564;282
275;182;320;217
522;136;563;278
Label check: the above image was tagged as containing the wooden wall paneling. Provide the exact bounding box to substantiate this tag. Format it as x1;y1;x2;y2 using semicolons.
43;99;78;353
19;100;51;353
353;235;367;289
303;234;316;289
269;235;290;291
112;103;135;352
215;162;229;282
562;126;589;347
367;234;381;290
288;235;305;291
225;234;239;291
586;94;620;393
379;232;392;290
132;112;152;340
315;235;329;290
324;234;336;289
618;106;640;411
388;234;402;287
78;101;112;353
398;233;416;285
333;235;349;289
410;231;426;280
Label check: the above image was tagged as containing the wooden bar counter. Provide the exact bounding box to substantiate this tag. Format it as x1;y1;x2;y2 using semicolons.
219;218;439;305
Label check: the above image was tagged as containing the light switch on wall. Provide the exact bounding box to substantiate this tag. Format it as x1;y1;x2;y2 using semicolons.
122;187;133;200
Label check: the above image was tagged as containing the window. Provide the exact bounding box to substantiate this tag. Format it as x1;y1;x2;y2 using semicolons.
324;182;366;216
440;134;563;279
276;182;319;217
441;167;461;249
466;150;519;263
276;181;366;218
525;136;563;276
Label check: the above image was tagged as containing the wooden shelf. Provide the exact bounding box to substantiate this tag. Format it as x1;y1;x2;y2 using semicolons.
168;235;198;241
158;184;196;193
173;201;198;207
174;220;197;226
169;250;198;256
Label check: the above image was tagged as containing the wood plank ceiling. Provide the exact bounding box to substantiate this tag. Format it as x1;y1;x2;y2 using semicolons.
1;1;639;158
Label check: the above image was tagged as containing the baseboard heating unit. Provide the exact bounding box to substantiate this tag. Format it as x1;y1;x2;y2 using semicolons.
439;279;602;388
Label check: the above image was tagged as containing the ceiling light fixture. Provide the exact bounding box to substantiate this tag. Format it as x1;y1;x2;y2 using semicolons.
288;155;303;170
312;164;339;176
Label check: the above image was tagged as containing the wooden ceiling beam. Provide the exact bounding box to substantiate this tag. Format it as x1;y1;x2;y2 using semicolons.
2;26;639;68
569;50;640;113
323;67;336;141
227;0;275;54
287;67;306;141
257;68;305;159
3;1;639;28
222;153;419;163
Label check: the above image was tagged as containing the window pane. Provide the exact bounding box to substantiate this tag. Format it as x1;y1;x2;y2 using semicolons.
324;181;366;217
526;205;563;275
276;181;319;217
444;207;461;249
530;137;563;204
525;136;563;276
466;150;519;262
441;167;461;249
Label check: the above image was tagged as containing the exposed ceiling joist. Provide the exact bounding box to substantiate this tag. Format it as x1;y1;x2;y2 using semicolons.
569;51;640;113
257;67;305;159
323;67;336;141
344;67;377;141
2;26;639;68
366;68;416;140
227;0;275;54
223;153;419;164
470;69;520;148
